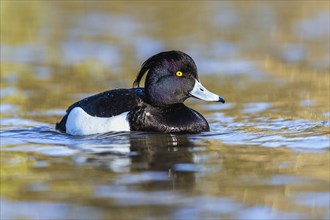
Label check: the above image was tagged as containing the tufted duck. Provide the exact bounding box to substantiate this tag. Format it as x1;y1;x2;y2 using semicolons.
56;51;225;135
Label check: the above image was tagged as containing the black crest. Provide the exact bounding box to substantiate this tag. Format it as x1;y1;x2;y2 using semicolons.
133;50;194;88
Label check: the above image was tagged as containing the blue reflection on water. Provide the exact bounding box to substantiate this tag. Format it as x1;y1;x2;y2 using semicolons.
294;192;330;208
0;200;102;220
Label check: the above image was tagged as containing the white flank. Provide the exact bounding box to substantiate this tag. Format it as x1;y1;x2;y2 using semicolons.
66;107;130;135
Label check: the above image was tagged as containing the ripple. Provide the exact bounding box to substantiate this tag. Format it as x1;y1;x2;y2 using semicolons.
0;200;101;220
209;115;330;150
242;102;272;114
0;118;49;128
294;192;330;208
114;171;169;185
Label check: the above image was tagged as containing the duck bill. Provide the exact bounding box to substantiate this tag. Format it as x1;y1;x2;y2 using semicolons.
189;79;225;103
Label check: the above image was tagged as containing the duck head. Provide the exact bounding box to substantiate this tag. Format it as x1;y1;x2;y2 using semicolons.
133;50;225;106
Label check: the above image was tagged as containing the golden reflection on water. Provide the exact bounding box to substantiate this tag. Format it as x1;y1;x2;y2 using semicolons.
1;139;329;219
1;1;329;219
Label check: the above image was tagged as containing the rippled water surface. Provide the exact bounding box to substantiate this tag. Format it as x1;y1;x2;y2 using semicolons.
1;2;329;219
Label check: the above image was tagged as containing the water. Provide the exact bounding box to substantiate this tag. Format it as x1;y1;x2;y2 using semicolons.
1;2;329;219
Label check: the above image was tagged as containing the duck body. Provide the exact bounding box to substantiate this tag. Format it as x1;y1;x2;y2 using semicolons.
56;51;225;135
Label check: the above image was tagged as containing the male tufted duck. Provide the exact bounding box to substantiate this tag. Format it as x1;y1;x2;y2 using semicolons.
56;51;225;135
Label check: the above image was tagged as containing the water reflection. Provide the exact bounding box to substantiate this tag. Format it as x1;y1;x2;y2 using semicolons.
131;134;196;190
1;125;329;219
82;133;197;190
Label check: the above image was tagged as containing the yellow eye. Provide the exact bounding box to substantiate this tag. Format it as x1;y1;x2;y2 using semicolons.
176;71;183;77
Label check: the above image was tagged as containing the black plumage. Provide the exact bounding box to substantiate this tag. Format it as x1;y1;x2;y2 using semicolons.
56;50;225;134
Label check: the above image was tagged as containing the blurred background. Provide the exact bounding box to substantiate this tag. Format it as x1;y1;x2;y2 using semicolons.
1;1;329;219
1;1;329;116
